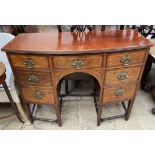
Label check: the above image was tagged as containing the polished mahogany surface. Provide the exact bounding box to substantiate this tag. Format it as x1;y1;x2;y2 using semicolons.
2;30;152;54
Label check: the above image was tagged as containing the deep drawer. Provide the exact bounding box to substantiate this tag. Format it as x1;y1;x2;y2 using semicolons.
21;87;55;105
102;84;136;103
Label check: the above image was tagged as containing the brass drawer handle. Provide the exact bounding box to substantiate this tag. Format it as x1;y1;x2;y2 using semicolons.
117;72;128;81
72;59;85;69
28;75;40;84
23;58;35;68
120;55;132;66
32;90;44;99
115;87;125;96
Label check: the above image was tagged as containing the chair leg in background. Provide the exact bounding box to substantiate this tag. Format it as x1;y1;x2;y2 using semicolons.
2;81;24;123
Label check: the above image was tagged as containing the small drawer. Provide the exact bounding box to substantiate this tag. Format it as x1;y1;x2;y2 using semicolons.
21;87;55;105
104;66;142;85
53;55;103;69
9;54;49;69
102;84;136;103
106;49;146;68
16;71;52;86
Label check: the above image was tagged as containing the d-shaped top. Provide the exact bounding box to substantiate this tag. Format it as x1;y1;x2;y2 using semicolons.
2;30;153;55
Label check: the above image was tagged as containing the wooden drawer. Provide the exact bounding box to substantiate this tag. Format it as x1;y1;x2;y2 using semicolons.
21;87;55;105
15;71;52;86
104;66;142;85
106;50;146;68
102;84;136;103
9;54;49;70
53;55;103;69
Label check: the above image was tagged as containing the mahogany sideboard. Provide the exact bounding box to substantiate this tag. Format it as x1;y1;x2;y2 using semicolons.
1;30;152;126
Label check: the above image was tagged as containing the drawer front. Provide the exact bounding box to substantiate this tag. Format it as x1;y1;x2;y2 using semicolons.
104;66;142;85
21;87;55;105
16;71;52;86
106;50;146;68
53;55;103;69
9;54;49;69
102;84;136;103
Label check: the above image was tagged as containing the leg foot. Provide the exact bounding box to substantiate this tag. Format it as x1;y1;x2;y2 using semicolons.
23;103;33;123
54;105;62;127
97;105;103;126
125;100;134;121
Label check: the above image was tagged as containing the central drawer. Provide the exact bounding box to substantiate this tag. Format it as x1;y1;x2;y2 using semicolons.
21;87;55;105
104;66;142;85
52;55;103;69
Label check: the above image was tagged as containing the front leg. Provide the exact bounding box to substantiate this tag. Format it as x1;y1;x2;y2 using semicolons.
54;105;62;127
97;105;103;126
125;99;134;121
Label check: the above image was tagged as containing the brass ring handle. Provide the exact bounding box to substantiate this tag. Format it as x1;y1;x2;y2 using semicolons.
115;87;125;96
32;90;44;99
72;59;85;69
28;75;40;84
120;55;132;66
23;58;35;68
117;72;128;81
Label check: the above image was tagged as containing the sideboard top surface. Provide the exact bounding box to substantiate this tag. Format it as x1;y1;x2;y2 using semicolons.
2;30;153;55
